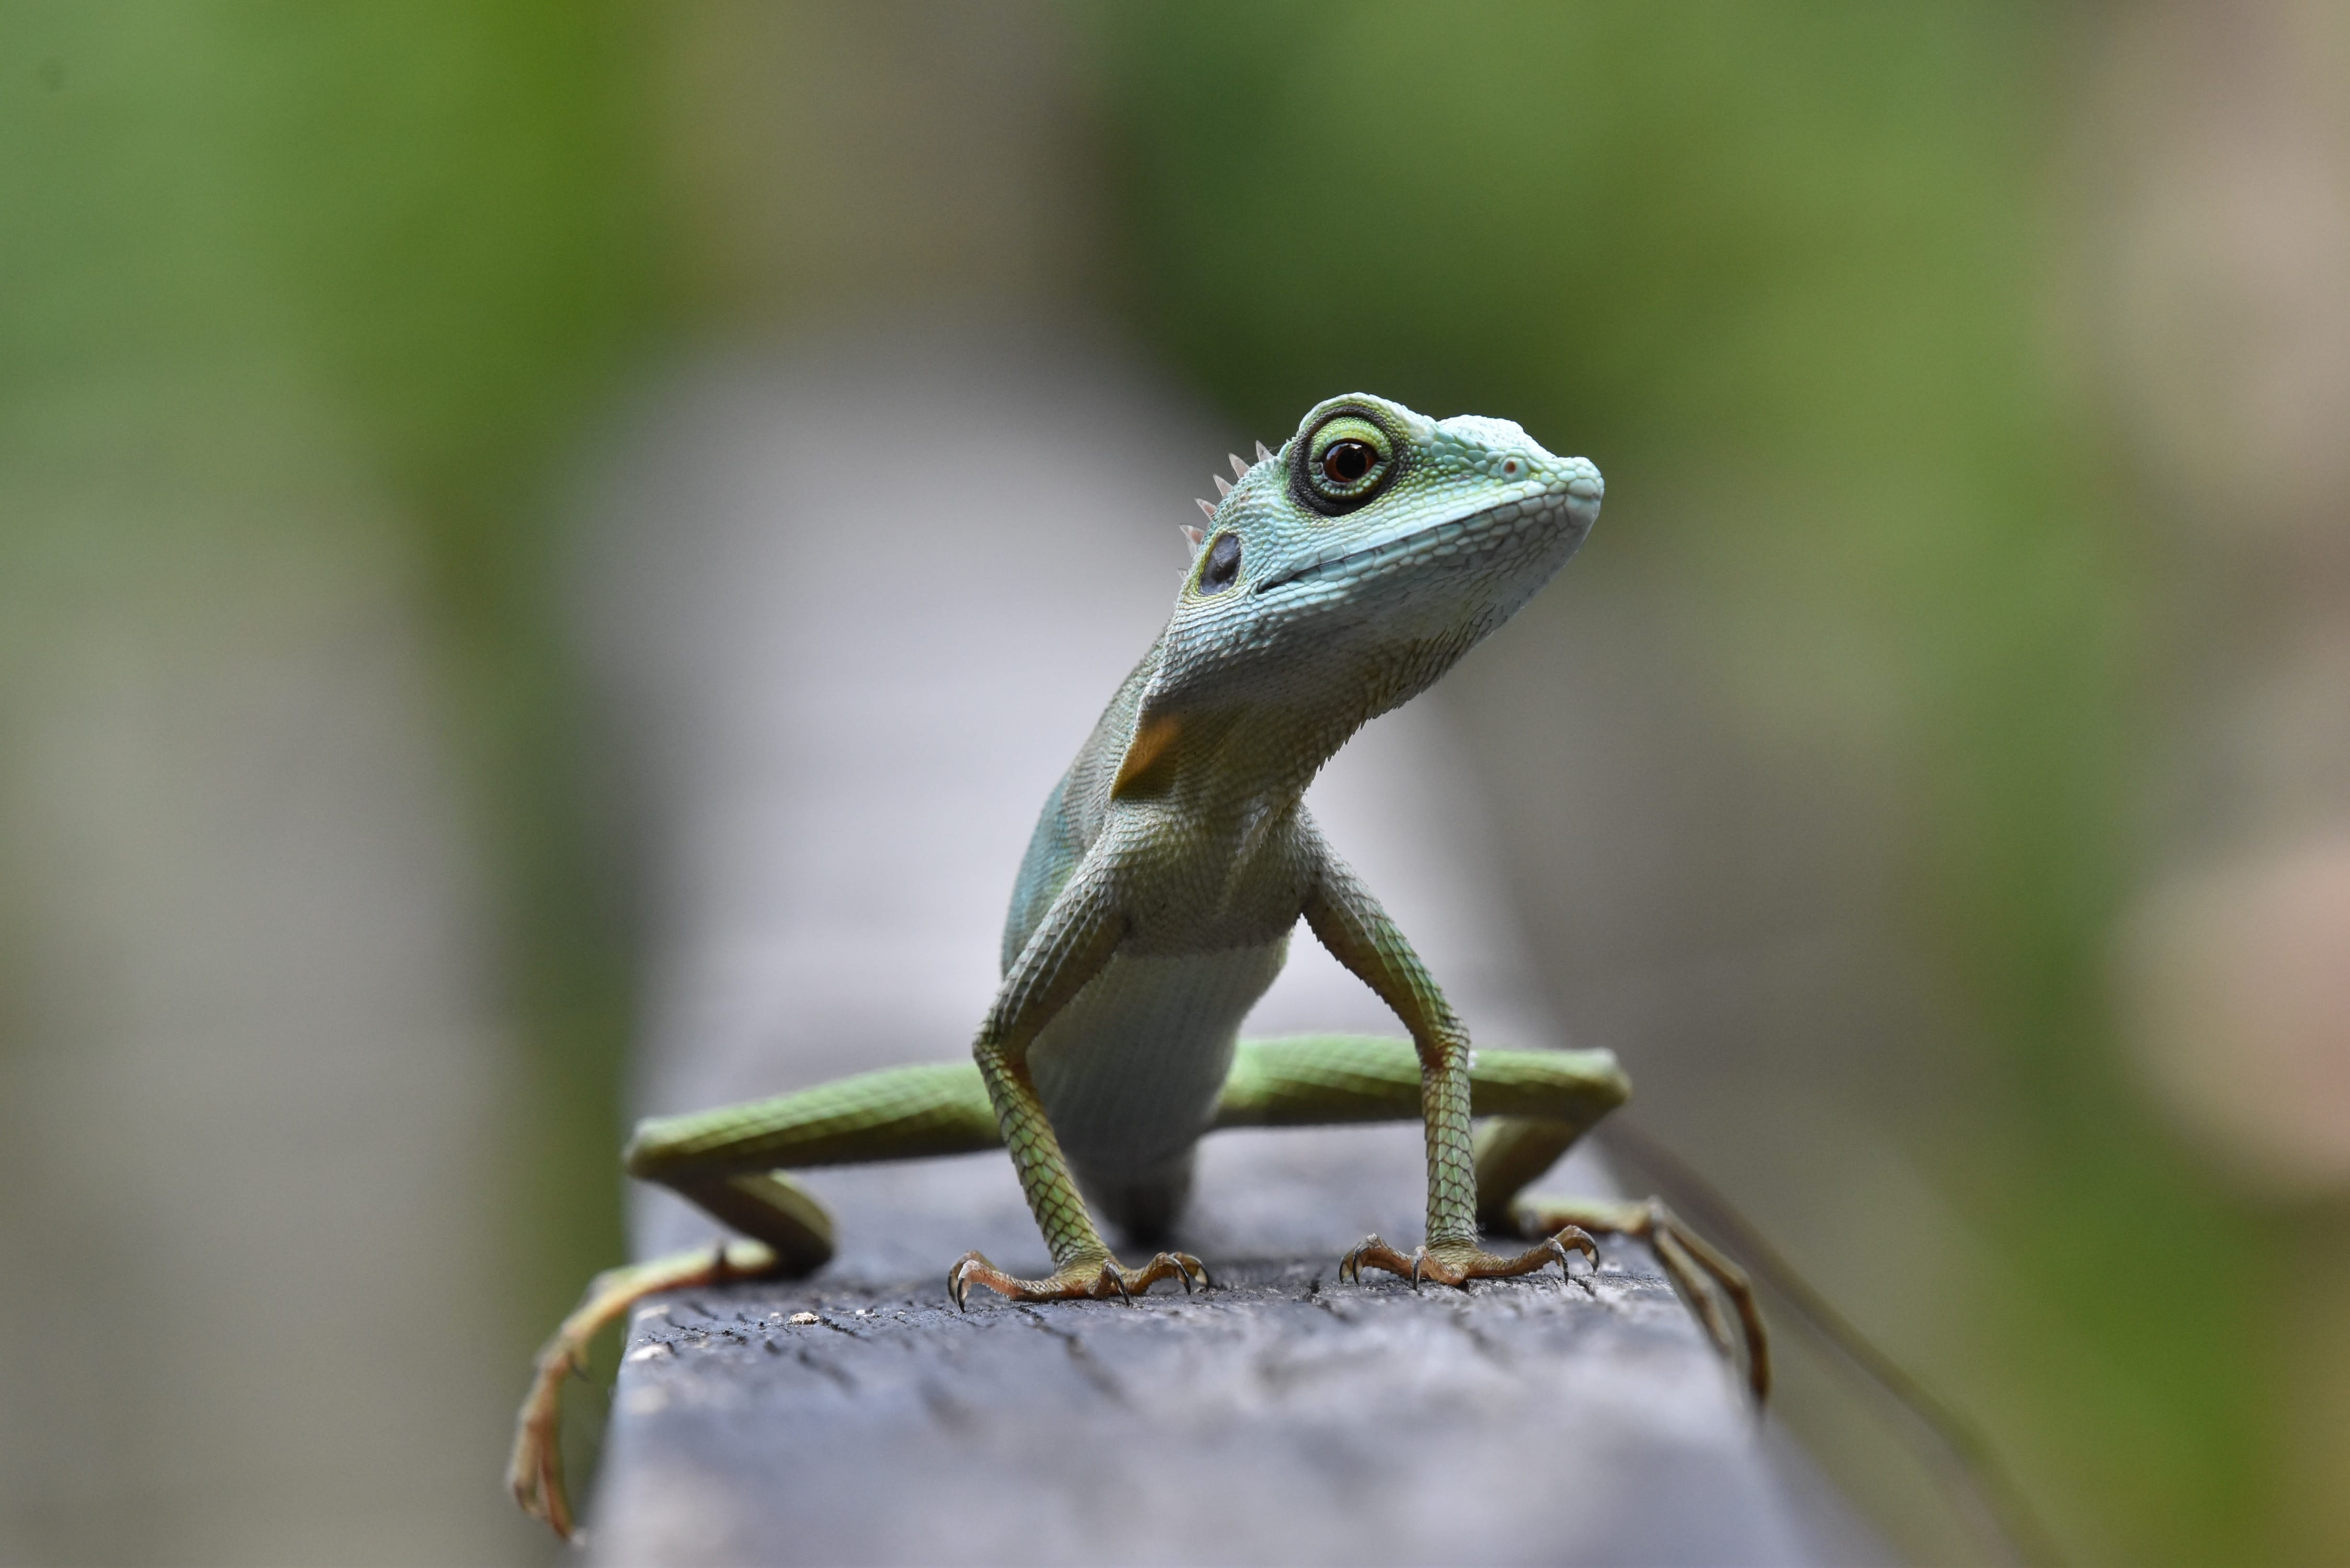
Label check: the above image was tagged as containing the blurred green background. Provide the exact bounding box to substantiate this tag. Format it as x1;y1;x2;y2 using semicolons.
5;3;2348;1563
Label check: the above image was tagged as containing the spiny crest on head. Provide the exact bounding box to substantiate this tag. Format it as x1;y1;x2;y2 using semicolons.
1188;440;1274;553
1206;443;1272;500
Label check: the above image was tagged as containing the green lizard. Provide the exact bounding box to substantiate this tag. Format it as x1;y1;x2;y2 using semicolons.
509;392;1765;1539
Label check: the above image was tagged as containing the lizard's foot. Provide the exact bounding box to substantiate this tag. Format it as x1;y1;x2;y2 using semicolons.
1338;1227;1597;1291
948;1248;1210;1309
1513;1195;1768;1399
509;1238;778;1539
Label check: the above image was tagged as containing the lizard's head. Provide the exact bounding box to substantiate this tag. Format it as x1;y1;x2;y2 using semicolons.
1147;393;1601;735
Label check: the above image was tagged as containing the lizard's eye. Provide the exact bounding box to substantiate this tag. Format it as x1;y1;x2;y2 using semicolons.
1322;441;1376;485
1196;531;1243;594
1298;412;1396;511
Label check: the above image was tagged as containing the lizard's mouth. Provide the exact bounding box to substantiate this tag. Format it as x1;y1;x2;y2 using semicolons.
1254;495;1565;596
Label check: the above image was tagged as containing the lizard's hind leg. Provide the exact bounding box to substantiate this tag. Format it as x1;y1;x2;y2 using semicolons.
510;1061;1005;1537
1482;1115;1767;1399
509;1235;785;1538
1507;1190;1767;1399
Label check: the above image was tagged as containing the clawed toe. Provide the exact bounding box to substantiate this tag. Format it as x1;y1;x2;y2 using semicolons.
1538;1228;1602;1295
1507;1195;1771;1400
948;1251;1004;1310
508;1239;786;1540
1338;1227;1594;1292
1339;1233;1416;1286
1153;1251;1212;1293
507;1346;575;1536
949;1248;1211;1309
1645;1209;1769;1400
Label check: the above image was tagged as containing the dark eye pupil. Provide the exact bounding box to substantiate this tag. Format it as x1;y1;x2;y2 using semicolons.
1200;531;1242;593
1321;440;1376;485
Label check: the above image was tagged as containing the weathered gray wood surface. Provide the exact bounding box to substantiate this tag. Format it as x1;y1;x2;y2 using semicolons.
573;333;1879;1565
595;1262;1815;1564
587;1130;1864;1565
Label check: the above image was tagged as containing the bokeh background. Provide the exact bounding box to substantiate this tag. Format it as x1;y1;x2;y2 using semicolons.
5;3;2348;1563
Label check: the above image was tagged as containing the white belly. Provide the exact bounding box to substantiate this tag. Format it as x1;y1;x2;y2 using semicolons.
1027;938;1288;1180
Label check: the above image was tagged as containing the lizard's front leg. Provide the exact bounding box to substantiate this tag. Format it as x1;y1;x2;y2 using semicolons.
950;849;1209;1308
950;1042;1209;1307
1302;855;1596;1289
1208;1036;1770;1398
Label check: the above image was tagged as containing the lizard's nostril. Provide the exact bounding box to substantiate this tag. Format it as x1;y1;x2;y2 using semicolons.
1502;459;1519;476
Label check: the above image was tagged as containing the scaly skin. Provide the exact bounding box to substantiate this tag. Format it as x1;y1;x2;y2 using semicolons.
951;394;1602;1296
509;396;1767;1539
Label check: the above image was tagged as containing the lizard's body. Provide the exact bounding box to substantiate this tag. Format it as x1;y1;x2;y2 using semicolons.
1007;643;1298;1232
510;395;1765;1538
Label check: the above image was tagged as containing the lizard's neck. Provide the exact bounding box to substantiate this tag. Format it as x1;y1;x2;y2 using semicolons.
1109;699;1370;823
1110;621;1486;821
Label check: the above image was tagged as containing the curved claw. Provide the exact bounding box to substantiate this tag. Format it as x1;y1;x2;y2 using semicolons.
1545;1232;1600;1296
1542;1235;1587;1295
1554;1224;1599;1267
949;1250;1006;1312
1339;1233;1390;1285
1551;1224;1599;1292
1100;1262;1134;1305
1166;1254;1197;1294
1133;1251;1209;1299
